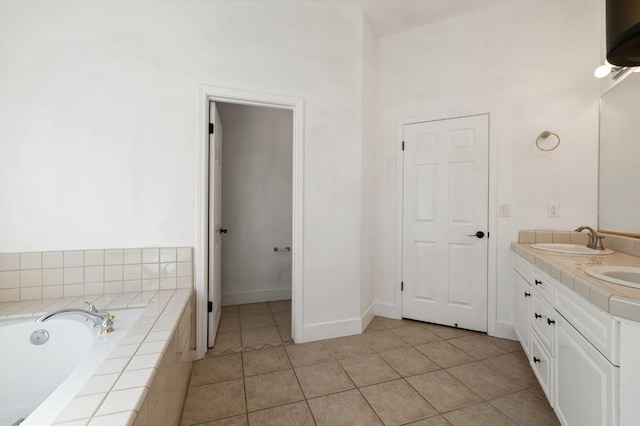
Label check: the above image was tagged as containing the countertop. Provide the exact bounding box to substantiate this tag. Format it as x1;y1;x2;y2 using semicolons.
512;243;640;322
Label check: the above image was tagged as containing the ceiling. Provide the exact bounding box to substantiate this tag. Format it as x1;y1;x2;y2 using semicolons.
331;0;516;36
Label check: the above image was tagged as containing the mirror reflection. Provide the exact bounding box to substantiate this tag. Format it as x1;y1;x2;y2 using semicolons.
599;72;640;237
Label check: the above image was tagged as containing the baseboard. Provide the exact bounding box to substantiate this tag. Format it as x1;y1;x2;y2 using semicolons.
493;320;517;340
360;302;375;332
301;316;362;342
374;301;400;319
222;287;291;305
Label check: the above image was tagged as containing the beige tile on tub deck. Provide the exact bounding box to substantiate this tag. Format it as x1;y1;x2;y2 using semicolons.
307;389;383;426
360;379;437;426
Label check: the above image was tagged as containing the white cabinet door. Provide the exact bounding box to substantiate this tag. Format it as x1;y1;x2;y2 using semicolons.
555;315;619;426
513;269;531;355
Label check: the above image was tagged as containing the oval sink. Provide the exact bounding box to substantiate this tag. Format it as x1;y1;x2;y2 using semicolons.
586;266;640;289
531;243;613;255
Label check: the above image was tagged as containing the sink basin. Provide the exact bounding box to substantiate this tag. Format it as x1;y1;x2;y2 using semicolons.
586;266;640;289
531;243;613;255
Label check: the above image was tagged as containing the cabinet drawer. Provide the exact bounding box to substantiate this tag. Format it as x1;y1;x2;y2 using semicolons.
555;284;619;365
530;331;554;405
533;270;554;304
513;253;534;284
531;293;556;353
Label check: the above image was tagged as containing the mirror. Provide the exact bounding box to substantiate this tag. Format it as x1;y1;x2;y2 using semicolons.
599;72;640;237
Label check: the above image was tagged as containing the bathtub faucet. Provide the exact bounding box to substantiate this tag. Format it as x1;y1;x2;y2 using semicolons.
36;302;114;334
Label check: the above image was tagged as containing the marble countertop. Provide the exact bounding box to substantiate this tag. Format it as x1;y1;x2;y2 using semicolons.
512;243;640;322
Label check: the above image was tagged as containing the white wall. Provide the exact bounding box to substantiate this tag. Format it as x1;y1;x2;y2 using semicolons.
374;0;602;335
216;103;293;305
0;1;365;338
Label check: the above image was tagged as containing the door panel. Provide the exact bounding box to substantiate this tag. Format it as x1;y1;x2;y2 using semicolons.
402;114;489;332
208;102;223;348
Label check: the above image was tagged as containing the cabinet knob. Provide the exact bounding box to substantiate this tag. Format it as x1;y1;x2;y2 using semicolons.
547;318;556;325
535;280;542;285
524;292;531;297
533;357;541;363
534;313;542;319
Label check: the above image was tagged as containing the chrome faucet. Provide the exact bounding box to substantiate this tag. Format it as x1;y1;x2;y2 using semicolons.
36;301;114;334
574;226;606;250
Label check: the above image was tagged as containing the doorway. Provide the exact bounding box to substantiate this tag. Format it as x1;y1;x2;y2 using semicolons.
208;102;293;348
196;86;304;358
401;114;489;332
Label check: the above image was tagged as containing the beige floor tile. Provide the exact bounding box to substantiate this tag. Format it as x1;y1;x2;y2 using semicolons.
278;323;292;341
443;402;516;426
242;346;292;376
326;335;375;359
380;347;440;377
180;379;245;425
248;401;314;426
420;323;474;339
448;335;507;360
213;331;242;352
189;353;243;386
446;361;524;400
360;379;437;426
375;317;416;329
482;352;538;388
218;316;241;333
244;369;304;412
391;325;442;346
285;341;335;367
239;302;270;316
364;317;389;333
404;416;451;426
221;305;239;316
295;361;355;398
415;341;476;368
490;390;560;426
196;415;248;426
272;310;292;325
487;336;524;353
307;389;383;426
268;299;291;313
240;313;275;330
527;384;548;401
241;326;282;347
339;353;400;387
363;330;413;352
406;370;482;413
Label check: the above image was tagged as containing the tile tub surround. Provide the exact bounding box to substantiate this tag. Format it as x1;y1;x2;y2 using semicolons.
0;288;194;425
0;247;194;303
512;241;640;322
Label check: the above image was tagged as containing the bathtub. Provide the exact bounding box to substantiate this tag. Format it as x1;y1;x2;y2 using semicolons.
0;308;144;426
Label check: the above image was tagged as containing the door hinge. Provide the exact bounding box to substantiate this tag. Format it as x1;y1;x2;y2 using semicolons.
207;301;213;313
402;141;405;151
487;232;490;238
209;123;214;134
401;281;404;291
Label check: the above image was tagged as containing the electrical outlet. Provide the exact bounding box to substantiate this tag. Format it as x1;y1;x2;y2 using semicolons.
548;203;560;217
499;203;511;217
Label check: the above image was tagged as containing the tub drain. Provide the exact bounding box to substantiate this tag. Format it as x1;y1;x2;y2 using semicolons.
30;329;49;345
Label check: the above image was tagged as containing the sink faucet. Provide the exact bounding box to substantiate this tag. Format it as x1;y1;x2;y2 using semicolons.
36;301;114;334
574;226;605;250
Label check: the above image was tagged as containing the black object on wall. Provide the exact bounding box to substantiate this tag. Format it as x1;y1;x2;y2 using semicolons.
607;0;640;66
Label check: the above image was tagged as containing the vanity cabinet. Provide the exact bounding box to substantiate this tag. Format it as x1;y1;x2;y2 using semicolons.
512;253;620;425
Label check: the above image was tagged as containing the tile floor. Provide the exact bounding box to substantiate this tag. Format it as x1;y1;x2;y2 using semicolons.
180;300;560;426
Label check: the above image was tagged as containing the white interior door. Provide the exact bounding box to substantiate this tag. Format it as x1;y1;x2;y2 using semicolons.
402;114;489;332
208;102;223;347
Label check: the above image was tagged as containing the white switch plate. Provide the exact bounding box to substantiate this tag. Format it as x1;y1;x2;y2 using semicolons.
548;203;560;217
499;203;511;217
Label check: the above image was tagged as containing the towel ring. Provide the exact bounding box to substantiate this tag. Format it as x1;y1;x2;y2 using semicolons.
536;131;560;151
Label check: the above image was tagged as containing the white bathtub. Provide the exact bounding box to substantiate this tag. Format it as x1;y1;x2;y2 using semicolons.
0;308;144;426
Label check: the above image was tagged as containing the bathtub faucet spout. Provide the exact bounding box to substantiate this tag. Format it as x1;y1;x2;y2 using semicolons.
36;304;114;334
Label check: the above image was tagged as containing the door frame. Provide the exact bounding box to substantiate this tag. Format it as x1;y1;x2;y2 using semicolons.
395;108;499;336
196;84;304;358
